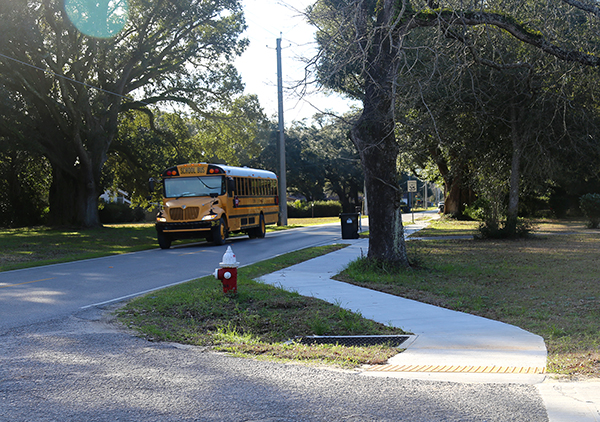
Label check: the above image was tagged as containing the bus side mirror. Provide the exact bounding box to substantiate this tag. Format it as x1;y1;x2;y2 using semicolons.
149;177;156;193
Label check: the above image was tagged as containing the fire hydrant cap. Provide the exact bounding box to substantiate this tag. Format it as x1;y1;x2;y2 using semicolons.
220;246;240;268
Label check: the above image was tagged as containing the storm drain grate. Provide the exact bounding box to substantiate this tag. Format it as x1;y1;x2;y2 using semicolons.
292;335;409;348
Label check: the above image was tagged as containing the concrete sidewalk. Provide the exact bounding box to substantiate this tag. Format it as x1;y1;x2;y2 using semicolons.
259;238;546;384
257;222;600;421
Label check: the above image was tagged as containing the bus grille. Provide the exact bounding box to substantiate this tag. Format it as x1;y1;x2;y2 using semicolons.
169;207;200;221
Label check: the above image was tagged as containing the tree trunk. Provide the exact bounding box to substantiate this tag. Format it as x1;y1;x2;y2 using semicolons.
360;138;407;266
334;187;353;213
444;175;464;216
429;146;469;217
47;155;101;228
350;0;408;267
506;107;523;235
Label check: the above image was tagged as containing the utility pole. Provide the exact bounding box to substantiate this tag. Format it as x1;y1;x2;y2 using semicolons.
276;36;287;226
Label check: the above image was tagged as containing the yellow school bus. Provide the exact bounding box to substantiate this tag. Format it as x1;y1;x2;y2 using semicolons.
153;163;279;249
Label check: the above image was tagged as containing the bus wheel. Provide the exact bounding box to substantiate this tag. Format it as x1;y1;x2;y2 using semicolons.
212;218;227;245
256;214;266;238
157;231;172;249
249;214;266;239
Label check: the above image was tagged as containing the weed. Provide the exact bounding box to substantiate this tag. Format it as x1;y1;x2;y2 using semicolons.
308;312;331;335
117;245;406;369
213;322;259;345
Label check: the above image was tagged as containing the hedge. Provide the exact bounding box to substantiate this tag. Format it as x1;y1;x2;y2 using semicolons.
287;200;343;218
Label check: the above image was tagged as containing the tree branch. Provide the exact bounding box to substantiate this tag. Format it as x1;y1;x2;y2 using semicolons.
560;0;600;19
411;10;600;67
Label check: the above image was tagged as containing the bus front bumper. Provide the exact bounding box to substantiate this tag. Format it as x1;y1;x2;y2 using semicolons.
156;220;217;235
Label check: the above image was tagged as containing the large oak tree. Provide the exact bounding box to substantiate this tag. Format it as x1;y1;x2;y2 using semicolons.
0;0;247;227
309;0;600;266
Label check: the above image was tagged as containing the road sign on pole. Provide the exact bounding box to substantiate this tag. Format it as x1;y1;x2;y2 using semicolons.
407;180;417;223
407;180;417;192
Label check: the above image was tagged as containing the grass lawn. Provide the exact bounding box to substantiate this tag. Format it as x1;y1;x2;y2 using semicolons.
117;244;407;369
336;217;600;379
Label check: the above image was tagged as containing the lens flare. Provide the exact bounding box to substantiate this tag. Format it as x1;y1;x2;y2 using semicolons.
64;0;128;38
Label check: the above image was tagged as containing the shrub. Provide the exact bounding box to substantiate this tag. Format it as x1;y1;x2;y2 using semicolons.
99;201;145;224
549;188;570;218
475;218;535;239
287;200;343;218
463;199;487;221
579;193;600;228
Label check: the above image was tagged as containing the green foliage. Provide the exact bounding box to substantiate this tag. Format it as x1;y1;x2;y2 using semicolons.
0;0;249;227
579;193;600;228
191;95;267;165
98;201;146;224
463;200;486;221
247;114;363;210
0;149;50;228
475;218;535;239
105;97;267;210
287;200;343;218
311;0;600;267
468;180;536;239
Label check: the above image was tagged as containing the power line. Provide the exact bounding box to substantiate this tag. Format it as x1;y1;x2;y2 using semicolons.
0;51;149;106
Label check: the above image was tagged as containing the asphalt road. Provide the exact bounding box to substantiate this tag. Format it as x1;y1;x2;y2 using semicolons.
0;223;549;421
0;223;344;334
0;306;547;421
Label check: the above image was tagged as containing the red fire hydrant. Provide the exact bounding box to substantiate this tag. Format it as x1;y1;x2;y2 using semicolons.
214;246;239;294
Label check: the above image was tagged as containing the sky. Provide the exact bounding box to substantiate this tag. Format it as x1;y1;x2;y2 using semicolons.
234;0;359;124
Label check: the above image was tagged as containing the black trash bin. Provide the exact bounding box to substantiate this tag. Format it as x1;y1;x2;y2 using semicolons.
339;213;360;239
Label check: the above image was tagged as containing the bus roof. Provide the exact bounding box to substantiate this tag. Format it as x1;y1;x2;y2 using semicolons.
217;164;277;179
163;163;277;180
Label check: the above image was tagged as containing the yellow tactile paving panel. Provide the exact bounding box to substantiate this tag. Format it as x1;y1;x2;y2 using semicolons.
364;364;546;374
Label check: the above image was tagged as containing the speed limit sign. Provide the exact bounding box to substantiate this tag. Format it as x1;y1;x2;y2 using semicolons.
407;180;417;192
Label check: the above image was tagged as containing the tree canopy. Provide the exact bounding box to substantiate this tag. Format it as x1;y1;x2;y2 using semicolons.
0;0;249;227
105;94;268;208
246;114;363;211
308;0;600;266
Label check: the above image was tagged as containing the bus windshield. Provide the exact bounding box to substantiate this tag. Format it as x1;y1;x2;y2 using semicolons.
164;176;224;198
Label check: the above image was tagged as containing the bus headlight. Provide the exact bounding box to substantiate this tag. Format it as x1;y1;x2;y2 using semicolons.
202;214;218;221
157;217;167;222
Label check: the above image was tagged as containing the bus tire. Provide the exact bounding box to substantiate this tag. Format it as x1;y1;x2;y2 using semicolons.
157;231;172;249
212;217;227;246
249;214;266;239
256;214;266;238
